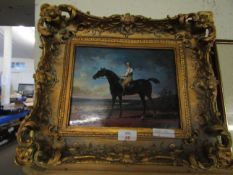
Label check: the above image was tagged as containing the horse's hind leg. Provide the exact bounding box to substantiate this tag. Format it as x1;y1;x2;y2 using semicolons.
139;93;146;119
147;95;157;118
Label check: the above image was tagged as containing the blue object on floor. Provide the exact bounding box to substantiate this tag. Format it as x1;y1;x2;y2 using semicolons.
0;110;29;125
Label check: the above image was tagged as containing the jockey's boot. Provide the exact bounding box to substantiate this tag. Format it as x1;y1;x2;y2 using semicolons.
122;87;126;95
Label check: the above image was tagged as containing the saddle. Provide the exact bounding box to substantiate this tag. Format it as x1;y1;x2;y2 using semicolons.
120;79;133;90
126;81;133;88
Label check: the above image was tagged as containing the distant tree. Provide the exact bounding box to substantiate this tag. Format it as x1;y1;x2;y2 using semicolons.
168;90;173;96
159;88;169;97
159;88;173;97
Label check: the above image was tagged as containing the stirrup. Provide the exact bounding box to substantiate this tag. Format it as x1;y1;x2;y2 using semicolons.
122;88;126;95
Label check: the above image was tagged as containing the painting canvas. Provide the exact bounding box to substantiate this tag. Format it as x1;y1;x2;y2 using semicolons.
69;46;180;129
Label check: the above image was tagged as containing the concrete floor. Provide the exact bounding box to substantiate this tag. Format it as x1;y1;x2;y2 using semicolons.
0;140;24;175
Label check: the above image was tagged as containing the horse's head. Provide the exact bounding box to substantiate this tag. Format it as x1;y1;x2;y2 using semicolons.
93;68;107;79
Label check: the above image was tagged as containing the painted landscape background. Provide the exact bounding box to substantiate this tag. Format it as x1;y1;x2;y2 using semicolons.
69;46;180;128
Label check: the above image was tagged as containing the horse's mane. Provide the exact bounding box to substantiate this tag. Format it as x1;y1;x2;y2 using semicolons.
104;68;120;81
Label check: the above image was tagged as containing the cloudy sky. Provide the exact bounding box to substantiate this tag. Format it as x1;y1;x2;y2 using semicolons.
72;46;178;99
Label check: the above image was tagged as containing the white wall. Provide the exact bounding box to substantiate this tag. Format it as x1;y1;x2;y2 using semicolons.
217;43;233;138
0;57;34;92
0;57;2;72
11;58;34;91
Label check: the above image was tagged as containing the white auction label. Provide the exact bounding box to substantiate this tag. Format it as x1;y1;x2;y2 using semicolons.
118;130;137;141
152;128;175;138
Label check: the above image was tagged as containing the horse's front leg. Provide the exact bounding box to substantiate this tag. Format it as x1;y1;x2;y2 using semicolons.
112;95;116;110
118;95;122;117
107;95;116;118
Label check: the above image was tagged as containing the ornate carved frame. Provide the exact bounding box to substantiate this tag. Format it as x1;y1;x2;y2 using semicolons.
16;3;233;173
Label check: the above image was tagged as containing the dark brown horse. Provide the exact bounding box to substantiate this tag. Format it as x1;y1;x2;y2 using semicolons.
93;68;160;118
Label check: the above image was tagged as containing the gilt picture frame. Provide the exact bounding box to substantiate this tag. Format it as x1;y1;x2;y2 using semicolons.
16;4;233;174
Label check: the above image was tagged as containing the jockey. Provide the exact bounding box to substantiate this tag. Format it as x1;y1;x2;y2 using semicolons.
122;61;133;93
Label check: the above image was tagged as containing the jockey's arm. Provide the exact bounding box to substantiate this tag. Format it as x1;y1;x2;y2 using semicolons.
124;68;133;77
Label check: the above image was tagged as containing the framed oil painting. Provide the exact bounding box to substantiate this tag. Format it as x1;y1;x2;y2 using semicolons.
60;38;190;137
16;4;233;174
70;47;179;128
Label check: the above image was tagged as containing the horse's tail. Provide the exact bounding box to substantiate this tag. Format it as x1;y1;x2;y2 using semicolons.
148;78;160;84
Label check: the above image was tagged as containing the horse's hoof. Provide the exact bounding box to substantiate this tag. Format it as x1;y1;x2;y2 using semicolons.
152;111;157;118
